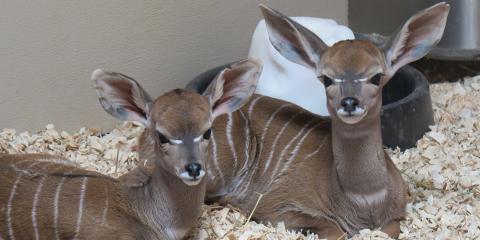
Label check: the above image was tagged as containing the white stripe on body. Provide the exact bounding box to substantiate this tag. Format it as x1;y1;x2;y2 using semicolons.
49;162;79;240
229;111;251;193
101;186;109;226
229;95;262;196
6;162;39;240
73;177;88;239
241;110;251;170
238;111;251;175
262;110;303;174
32;175;47;240
54;177;66;240
226;113;238;174
259;104;292;149
303;135;329;161
247;95;263;118
33;159;68;240
275;123;323;180
210;131;225;185
269;119;317;187
240;105;300;196
9;161;40;175
6;175;22;240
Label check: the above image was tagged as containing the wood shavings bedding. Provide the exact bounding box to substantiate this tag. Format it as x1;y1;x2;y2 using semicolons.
1;75;479;239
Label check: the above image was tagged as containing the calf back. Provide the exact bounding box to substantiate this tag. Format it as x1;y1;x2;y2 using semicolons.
0;154;139;240
206;95;332;211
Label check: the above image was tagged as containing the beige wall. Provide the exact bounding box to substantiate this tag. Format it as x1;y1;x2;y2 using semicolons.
0;0;347;132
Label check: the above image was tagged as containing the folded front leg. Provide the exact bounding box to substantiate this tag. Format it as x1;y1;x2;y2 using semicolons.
263;211;346;240
381;220;401;239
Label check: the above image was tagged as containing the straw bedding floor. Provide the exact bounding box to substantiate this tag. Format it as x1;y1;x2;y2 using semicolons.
1;76;479;239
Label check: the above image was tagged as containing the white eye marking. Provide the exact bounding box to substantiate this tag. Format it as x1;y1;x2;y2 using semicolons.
335;78;369;83
354;77;369;83
170;139;183;145
193;136;202;143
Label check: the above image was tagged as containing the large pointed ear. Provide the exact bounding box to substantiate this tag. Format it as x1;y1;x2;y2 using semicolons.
203;59;262;120
259;4;327;74
385;3;449;76
92;69;153;125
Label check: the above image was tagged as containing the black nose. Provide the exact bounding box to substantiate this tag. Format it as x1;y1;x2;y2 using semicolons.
341;97;359;113
185;163;202;178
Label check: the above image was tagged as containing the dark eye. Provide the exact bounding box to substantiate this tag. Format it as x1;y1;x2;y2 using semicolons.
321;76;333;88
203;128;212;140
158;133;170;144
370;73;383;86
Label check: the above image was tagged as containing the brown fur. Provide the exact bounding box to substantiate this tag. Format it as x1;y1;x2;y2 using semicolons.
321;40;385;79
150;90;211;138
205;3;449;239
205;95;407;238
0;154;141;240
0;60;261;240
0;88;210;240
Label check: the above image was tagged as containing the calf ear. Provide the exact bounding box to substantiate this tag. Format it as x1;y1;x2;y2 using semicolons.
92;69;152;125
259;4;327;74
385;3;449;77
203;59;262;120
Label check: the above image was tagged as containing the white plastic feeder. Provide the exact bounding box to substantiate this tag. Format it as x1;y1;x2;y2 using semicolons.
248;17;354;116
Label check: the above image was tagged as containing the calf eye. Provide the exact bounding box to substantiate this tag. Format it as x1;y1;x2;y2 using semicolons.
158;133;170;144
370;73;383;86
203;128;212;140
320;76;333;88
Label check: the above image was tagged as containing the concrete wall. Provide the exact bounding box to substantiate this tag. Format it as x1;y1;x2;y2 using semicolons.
0;0;347;132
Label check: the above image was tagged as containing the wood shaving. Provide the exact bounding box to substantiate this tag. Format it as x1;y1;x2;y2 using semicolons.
1;76;479;239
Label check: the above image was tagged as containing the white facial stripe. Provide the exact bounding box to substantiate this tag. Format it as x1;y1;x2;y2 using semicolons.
170;139;183;145
334;78;369;83
354;77;369;83
193;136;202;143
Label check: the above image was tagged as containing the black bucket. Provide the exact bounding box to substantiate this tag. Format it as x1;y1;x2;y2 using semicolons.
186;64;434;150
381;65;434;150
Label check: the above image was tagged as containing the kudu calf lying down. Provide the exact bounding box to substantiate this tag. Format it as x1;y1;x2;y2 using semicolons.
199;3;449;239
0;59;261;240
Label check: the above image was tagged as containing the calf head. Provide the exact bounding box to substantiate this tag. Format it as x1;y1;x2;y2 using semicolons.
93;59;261;185
260;3;449;125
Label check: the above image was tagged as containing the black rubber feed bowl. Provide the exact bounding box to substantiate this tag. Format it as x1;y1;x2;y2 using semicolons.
186;64;434;150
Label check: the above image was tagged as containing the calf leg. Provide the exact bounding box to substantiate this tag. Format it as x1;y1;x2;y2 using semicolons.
381;220;401;239
263;211;346;240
